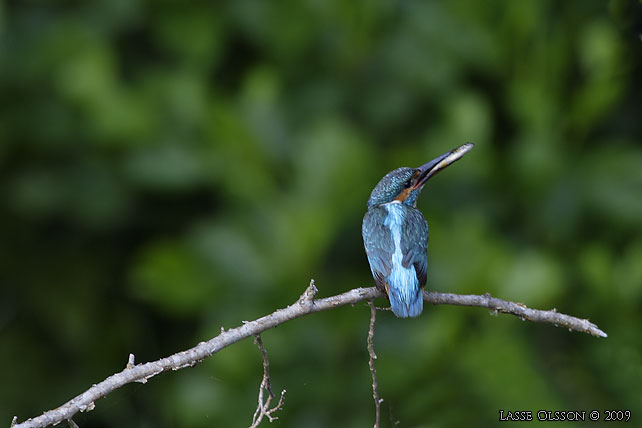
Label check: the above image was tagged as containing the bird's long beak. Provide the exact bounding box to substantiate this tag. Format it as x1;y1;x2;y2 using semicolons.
413;143;474;189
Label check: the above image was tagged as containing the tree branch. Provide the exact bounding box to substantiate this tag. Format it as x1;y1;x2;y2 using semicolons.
250;335;285;427
366;302;382;428
423;291;607;338
11;281;606;428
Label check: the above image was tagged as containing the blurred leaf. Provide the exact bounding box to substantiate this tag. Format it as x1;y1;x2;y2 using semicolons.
124;143;208;190
581;145;642;227
130;240;212;315
498;249;564;307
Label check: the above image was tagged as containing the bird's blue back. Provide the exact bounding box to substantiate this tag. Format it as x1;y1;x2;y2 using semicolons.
362;202;428;318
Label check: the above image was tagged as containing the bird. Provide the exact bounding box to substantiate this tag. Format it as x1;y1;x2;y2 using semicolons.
362;143;474;318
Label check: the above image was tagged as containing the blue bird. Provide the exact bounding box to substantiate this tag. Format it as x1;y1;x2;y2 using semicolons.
362;143;474;318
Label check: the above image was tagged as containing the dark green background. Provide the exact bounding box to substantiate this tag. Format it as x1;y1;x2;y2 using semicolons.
2;1;642;427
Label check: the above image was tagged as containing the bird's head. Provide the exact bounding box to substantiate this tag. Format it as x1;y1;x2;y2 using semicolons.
367;143;474;208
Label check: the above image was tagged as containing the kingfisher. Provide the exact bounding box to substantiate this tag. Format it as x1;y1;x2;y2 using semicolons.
362;143;474;318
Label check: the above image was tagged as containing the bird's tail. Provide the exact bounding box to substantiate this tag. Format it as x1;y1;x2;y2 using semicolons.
388;286;423;318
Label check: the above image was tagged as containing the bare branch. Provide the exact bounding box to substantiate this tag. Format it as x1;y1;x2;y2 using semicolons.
423;291;607;338
367;302;382;428
11;281;606;428
250;335;285;427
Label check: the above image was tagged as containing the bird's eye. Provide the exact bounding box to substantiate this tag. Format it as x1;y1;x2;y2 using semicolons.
404;180;412;188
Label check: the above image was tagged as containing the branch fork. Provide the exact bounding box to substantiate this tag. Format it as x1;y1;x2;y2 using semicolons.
250;335;286;427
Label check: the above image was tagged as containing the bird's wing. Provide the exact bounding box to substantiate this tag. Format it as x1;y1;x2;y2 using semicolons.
362;207;394;292
401;209;429;287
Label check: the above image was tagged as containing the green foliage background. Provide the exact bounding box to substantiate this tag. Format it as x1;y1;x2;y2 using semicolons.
2;1;642;427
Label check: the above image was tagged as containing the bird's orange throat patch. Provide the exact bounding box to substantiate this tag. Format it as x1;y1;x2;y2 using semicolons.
394;187;413;202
